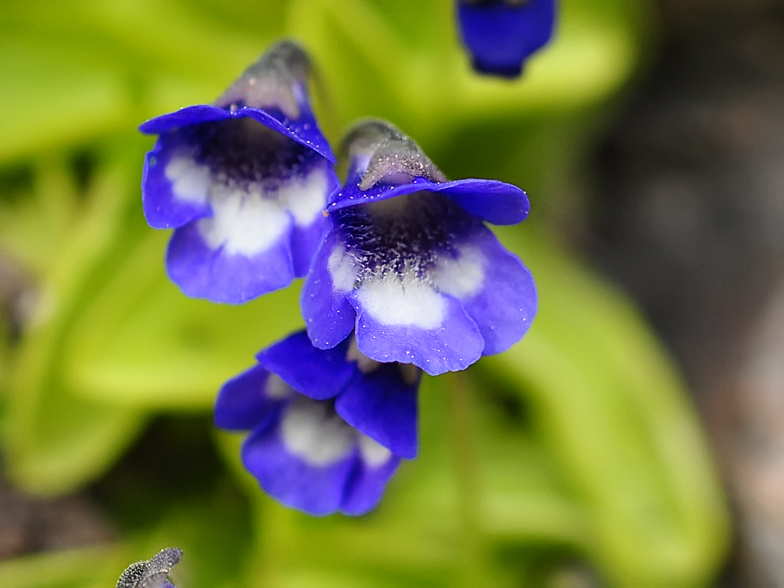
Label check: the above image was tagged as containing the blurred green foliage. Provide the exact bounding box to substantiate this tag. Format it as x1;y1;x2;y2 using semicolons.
0;0;729;587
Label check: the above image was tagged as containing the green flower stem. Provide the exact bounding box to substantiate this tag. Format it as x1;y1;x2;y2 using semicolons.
35;154;77;242
446;370;487;588
249;495;295;588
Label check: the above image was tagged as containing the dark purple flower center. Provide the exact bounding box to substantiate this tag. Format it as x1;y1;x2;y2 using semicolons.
180;117;316;189
334;192;476;279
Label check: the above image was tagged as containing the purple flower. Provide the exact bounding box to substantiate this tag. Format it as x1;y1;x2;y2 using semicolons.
215;330;420;516
140;41;339;303
457;0;556;78
301;120;537;376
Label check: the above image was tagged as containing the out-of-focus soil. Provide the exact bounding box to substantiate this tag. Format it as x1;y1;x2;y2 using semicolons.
0;475;114;559
591;2;784;586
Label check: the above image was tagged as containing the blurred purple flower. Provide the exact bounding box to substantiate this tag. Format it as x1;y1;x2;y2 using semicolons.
215;330;420;516
140;41;339;303
457;0;556;78
302;120;537;376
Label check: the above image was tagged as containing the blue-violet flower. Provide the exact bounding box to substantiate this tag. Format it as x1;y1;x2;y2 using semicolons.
140;41;339;303
302;120;537;376
215;330;420;516
457;0;556;78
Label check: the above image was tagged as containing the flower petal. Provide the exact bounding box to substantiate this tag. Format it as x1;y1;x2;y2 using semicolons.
335;363;420;458
214;364;293;431
431;225;537;354
166;218;295;304
286;159;340;276
139;104;234;134
290;214;329;277
349;277;484;375
257;331;356;400
242;397;358;516
141;135;213;229
301;230;357;349
330;176;528;225
432;179;529;225
341;435;401;515
140;104;335;164
457;0;556;78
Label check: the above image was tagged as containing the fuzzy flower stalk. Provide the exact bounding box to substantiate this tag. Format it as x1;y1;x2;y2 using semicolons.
116;548;183;588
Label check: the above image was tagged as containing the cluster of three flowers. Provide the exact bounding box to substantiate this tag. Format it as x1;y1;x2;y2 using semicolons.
140;41;537;515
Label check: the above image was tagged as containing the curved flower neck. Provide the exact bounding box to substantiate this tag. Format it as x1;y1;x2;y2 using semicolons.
343;120;447;190
215;40;312;119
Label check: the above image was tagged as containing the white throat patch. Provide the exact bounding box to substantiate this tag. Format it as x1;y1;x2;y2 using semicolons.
358;434;392;468
281;397;354;466
431;245;485;299
166;154;328;258
356;273;445;329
